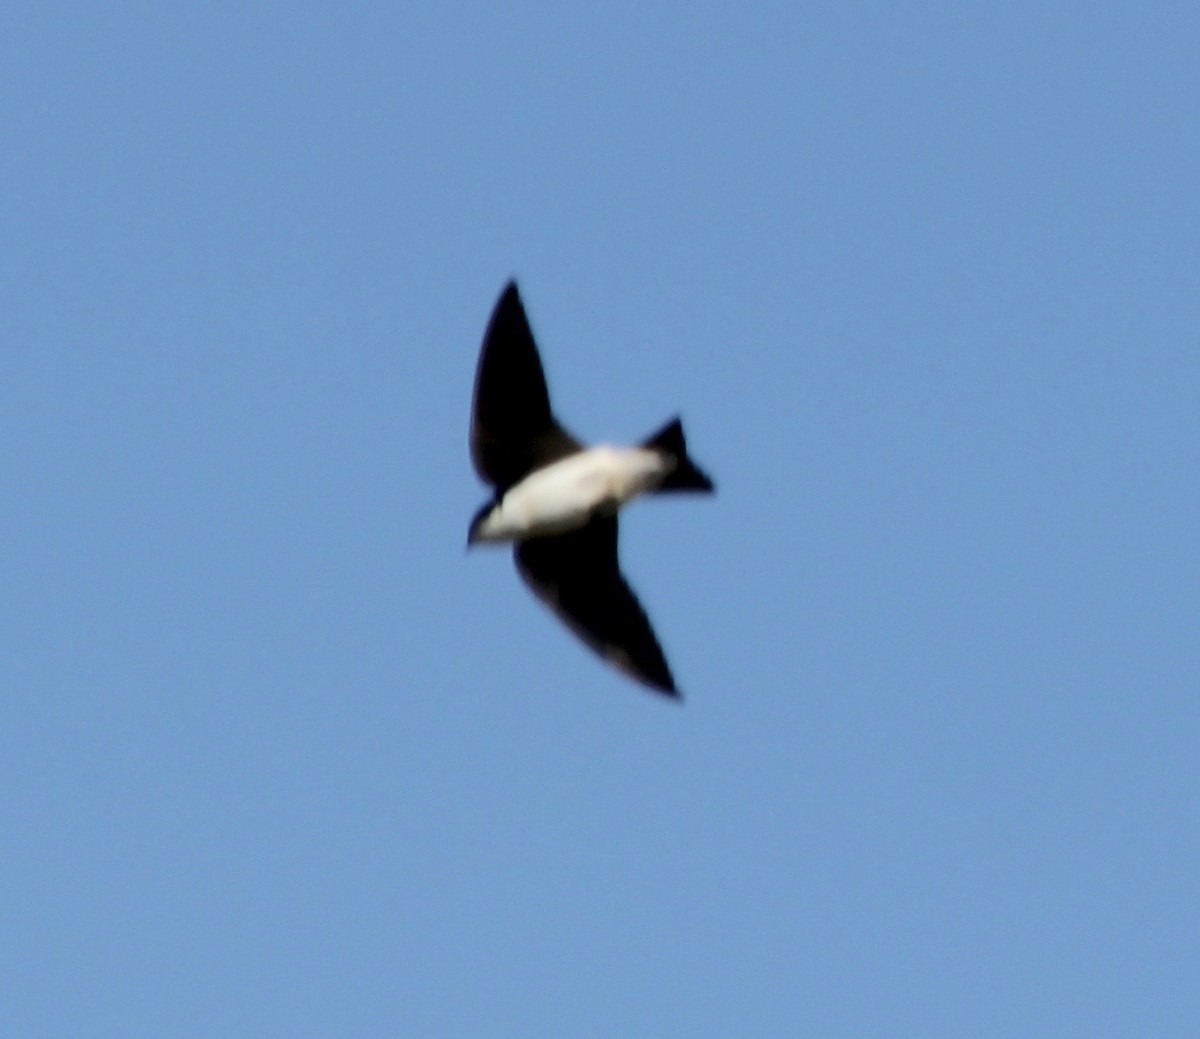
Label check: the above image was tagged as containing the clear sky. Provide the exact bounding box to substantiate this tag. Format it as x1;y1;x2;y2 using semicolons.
4;2;1198;1036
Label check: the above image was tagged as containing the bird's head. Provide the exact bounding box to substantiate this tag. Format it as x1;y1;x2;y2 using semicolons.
467;499;500;548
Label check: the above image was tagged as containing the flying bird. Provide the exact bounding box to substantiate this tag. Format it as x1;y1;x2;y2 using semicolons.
467;280;714;698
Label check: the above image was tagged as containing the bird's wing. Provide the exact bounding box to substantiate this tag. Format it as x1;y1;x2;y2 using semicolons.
470;281;580;489
514;515;678;697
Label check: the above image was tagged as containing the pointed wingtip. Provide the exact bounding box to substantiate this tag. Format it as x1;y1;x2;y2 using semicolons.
647;676;682;700
487;280;523;324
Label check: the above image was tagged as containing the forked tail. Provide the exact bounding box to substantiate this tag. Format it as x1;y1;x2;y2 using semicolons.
642;417;715;493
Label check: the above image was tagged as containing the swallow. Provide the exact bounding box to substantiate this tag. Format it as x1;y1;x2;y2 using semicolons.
467;280;714;697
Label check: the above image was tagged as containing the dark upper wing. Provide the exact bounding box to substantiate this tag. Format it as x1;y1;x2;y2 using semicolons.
470;281;580;489
514;516;678;697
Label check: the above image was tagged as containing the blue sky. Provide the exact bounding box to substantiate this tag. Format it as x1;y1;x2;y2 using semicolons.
4;2;1198;1035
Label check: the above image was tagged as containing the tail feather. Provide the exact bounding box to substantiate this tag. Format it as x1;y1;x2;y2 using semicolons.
642;416;715;493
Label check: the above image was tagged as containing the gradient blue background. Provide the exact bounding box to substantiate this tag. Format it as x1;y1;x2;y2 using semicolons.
5;3;1198;1035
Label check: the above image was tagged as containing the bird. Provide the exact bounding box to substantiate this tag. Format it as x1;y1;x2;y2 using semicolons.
467;280;714;698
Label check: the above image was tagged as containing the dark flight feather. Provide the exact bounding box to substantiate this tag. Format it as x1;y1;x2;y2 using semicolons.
515;516;679;697
470;281;580;490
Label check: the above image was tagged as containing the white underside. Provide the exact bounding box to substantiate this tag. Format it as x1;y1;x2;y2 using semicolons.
475;446;671;543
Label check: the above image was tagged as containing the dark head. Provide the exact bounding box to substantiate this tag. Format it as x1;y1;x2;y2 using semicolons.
467;499;496;548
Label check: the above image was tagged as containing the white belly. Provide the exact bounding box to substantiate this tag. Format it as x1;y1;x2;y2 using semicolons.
477;447;669;542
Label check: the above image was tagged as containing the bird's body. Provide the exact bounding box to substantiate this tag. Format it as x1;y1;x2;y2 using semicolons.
470;445;671;544
467;281;714;697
